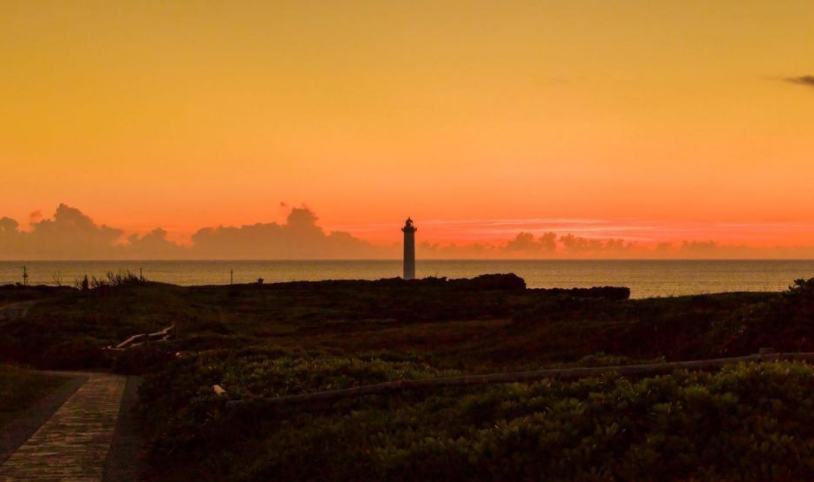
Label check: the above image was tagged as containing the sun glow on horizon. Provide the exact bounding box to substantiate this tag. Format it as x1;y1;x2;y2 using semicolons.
2;1;814;258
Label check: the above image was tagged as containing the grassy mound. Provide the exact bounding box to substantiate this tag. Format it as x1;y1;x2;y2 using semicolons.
0;365;66;429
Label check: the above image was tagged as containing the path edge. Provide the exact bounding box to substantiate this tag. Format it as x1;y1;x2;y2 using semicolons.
0;372;88;465
103;376;146;482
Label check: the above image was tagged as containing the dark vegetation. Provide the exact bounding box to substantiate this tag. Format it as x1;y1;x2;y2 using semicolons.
141;358;814;482
0;365;66;429
0;284;73;306
2;273;814;480
76;269;145;290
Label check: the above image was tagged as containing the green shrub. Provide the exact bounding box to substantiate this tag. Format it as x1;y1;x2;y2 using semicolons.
139;358;814;482
113;344;177;375
138;349;450;478
39;337;106;369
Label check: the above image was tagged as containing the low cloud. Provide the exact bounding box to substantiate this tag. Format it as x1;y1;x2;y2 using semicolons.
5;204;814;260
0;204;391;260
127;228;187;259
190;207;386;259
0;204;124;259
505;232;557;252
560;234;635;255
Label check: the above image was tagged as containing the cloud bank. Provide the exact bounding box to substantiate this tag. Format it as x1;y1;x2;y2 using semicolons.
0;204;387;260
190;207;382;259
3;204;814;260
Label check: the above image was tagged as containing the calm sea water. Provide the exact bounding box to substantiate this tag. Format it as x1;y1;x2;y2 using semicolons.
1;260;813;299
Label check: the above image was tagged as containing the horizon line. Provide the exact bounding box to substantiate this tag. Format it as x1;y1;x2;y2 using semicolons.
4;258;814;263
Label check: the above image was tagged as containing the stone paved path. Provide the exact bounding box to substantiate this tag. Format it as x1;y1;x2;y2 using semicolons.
0;373;127;482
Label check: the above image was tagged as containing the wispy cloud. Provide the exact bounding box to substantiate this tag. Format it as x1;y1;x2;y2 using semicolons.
785;75;814;88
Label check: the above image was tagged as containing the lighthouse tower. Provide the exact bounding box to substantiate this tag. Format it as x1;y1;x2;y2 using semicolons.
402;218;417;280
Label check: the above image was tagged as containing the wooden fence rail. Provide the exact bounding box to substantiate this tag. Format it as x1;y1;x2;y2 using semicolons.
104;324;175;352
224;351;814;409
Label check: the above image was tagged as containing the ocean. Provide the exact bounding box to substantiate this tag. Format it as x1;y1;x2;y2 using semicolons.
2;260;814;299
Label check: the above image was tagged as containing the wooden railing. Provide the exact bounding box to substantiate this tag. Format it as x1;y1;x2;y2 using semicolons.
104;324;175;352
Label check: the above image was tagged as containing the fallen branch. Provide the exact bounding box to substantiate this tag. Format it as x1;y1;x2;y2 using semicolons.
104;324;175;352
225;351;814;409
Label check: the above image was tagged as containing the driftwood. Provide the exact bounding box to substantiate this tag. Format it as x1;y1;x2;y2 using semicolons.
224;351;814;409
105;324;175;352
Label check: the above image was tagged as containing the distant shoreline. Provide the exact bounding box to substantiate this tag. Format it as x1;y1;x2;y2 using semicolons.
2;259;813;299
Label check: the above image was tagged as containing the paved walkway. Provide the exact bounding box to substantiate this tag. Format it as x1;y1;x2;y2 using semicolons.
0;373;127;482
0;301;40;322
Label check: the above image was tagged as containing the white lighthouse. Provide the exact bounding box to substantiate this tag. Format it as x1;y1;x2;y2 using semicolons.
402;218;417;280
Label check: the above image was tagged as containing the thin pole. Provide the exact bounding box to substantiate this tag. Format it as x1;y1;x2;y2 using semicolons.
230;269;234;285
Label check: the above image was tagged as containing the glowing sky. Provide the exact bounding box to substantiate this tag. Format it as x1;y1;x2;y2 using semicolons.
1;1;813;253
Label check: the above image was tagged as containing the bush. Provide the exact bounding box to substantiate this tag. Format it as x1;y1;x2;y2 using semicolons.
716;278;814;355
447;274;527;291
113;344;177;375
138;350;453;478
138;356;814;482
532;286;631;300
39;337;106;369
74;270;145;291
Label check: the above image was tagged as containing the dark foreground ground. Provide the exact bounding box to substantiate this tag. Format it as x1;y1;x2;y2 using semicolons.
2;274;814;481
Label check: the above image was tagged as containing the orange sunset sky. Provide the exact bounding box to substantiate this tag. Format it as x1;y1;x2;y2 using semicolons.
2;1;814;258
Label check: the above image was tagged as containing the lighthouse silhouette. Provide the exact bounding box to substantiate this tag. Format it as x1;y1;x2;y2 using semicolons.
402;218;417;280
